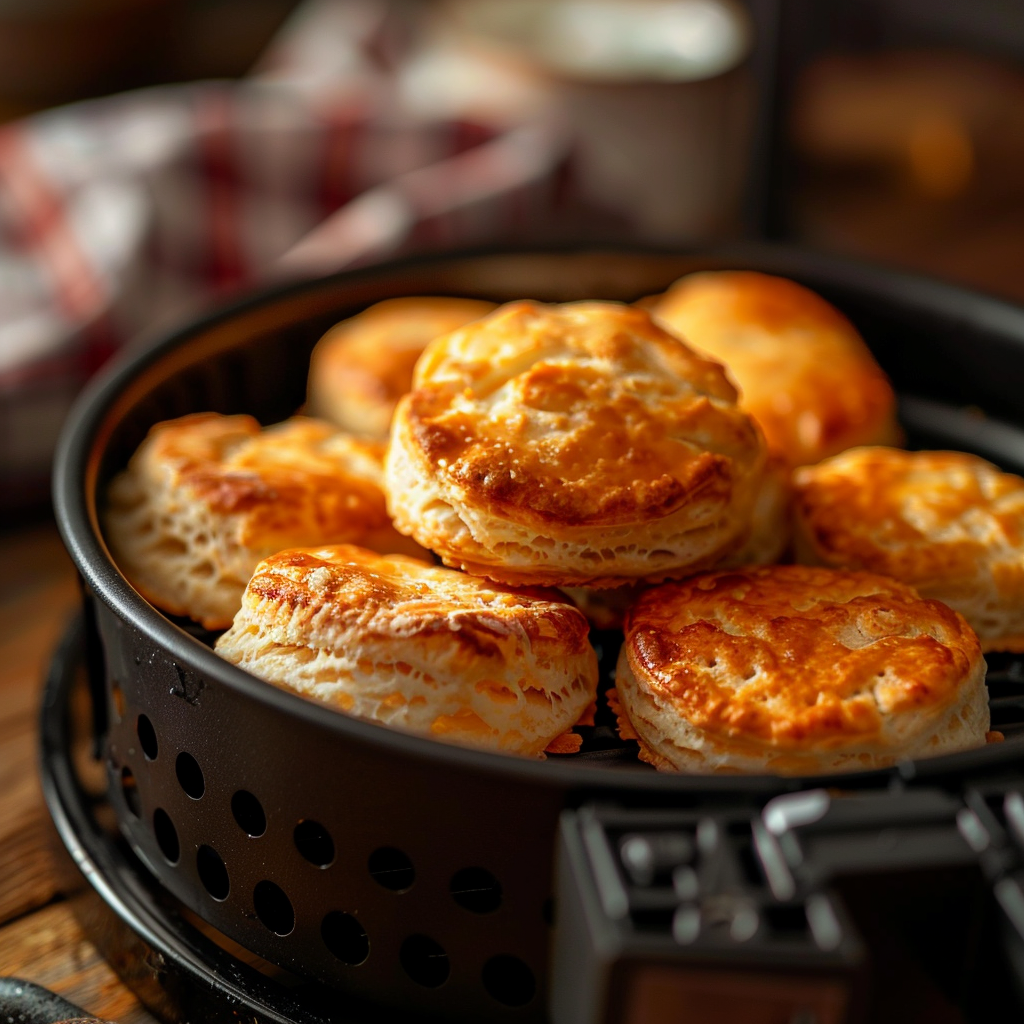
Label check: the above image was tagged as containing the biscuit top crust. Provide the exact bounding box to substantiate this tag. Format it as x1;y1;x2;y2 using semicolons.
404;300;763;528
623;565;981;747
244;545;593;654
652;271;896;465
310;295;497;406
131;413;390;545
794;448;1024;588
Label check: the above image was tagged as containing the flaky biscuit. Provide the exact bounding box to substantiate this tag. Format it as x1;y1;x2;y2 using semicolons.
794;447;1024;652
719;454;792;567
650;271;899;467
385;300;767;587
214;545;598;756
306;296;496;439
616;565;988;774
104;413;423;629
563;460;791;628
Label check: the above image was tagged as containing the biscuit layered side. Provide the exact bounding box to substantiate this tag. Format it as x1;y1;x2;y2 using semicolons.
214;545;599;756
385;300;767;587
794;447;1024;652
307;296;496;439
650;271;899;467
616;565;989;774
104;413;422;630
717;454;792;568
564;456;792;629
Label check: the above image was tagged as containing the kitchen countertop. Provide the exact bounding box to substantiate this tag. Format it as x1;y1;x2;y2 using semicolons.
0;520;157;1024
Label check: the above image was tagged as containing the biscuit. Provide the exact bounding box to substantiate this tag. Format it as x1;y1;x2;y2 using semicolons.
616;565;988;774
307;296;496;439
650;271;899;466
719;454;791;567
794;447;1024;652
214;545;599;756
104;413;423;629
564;457;791;629
385;300;767;587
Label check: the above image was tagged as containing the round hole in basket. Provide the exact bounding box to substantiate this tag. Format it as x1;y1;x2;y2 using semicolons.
197;845;229;901
254;880;295;936
231;790;267;838
399;934;449;988
368;847;415;892
136;713;158;760
293;820;334;867
449;867;502;913
321;911;369;966
152;807;179;864
482;954;537;1007
175;751;204;799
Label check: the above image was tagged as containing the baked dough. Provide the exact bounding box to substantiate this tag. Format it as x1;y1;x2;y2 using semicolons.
306;296;496;439
385;300;767;587
214;545;599;756
649;271;899;466
563;458;791;628
794;447;1024;652
104;413;422;630
720;454;791;567
616;565;988;774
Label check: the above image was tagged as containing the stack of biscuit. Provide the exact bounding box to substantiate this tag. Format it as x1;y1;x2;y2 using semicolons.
104;272;1005;774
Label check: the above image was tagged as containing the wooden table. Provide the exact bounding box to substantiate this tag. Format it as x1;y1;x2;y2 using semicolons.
0;520;157;1024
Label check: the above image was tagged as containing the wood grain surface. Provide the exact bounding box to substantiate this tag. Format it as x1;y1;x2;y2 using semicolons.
0;521;157;1024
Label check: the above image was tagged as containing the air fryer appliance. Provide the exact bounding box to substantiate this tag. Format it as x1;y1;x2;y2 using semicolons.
47;245;1024;1024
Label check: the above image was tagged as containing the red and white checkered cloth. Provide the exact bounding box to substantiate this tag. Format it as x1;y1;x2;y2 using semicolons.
0;0;577;510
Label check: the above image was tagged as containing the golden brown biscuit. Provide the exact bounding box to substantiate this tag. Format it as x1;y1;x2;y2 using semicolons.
794;447;1024;652
719;454;792;567
385;300;767;587
104;413;423;630
307;296;496;439
616;565;988;774
564;457;791;629
650;271;899;466
214;545;598;756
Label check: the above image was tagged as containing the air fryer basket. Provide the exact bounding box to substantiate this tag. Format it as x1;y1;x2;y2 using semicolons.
52;246;1024;1023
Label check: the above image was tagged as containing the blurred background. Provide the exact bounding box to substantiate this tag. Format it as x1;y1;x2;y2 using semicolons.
2;0;1024;518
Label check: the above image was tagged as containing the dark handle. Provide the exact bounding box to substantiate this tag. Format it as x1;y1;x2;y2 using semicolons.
549;788;1024;1024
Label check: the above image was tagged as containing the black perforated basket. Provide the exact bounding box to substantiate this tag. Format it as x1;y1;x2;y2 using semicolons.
51;245;1024;1023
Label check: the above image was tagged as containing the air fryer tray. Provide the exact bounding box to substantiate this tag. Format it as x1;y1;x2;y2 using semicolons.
51;245;1024;1023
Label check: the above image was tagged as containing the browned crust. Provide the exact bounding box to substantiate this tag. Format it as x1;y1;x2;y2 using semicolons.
244;546;594;655
622;565;982;749
794;448;1024;583
103;413;422;629
402;300;761;530
307;296;496;436
606;687;640;741
793;447;1024;651
651;271;898;466
139;413;392;545
545;732;584;754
